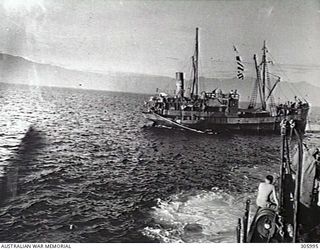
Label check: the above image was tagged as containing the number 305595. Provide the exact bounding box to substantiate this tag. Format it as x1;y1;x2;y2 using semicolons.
301;244;318;248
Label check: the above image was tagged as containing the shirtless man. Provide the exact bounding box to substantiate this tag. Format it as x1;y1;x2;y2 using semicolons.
256;175;279;209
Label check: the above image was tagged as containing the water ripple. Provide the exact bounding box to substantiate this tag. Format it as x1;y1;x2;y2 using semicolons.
0;83;319;242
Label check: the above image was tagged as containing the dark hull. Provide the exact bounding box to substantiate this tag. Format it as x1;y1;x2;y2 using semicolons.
143;110;309;134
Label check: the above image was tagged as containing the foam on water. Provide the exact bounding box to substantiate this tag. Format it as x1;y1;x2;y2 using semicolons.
143;189;255;243
0;166;5;177
0;83;319;242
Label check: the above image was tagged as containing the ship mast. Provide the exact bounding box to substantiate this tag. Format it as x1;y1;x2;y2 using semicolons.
253;54;264;108
191;27;199;98
249;41;281;111
252;40;270;111
261;40;267;111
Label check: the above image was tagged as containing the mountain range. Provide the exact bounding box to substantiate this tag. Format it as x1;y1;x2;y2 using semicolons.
1;52;319;106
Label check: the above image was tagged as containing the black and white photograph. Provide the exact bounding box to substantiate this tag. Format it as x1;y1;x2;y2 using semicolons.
0;0;319;245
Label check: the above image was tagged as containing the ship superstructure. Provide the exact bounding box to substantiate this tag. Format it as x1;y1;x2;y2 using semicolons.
143;28;309;133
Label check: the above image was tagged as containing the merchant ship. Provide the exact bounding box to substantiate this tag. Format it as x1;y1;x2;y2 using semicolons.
143;28;309;133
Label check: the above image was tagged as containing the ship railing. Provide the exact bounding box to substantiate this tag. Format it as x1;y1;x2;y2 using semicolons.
204;92;239;100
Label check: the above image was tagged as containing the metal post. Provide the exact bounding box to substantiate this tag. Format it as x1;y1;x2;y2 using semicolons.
293;126;303;242
242;199;250;243
236;218;242;243
279;119;287;209
285;137;291;173
195;27;199;95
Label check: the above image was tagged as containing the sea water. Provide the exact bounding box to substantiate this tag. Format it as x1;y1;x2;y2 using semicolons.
0;83;319;242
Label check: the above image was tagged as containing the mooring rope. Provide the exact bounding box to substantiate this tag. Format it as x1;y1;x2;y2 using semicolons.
151;111;205;134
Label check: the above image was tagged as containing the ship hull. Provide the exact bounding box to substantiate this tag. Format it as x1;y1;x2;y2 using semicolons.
143;110;308;134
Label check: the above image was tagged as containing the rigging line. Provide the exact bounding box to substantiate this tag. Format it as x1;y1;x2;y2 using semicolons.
211;59;255;65
181;55;193;72
188;57;194;94
266;63;276;109
268;72;281;78
268;52;304;98
277;84;290;101
182;58;193;92
271;75;300;100
268;52;291;79
286;81;303;99
199;59;204;92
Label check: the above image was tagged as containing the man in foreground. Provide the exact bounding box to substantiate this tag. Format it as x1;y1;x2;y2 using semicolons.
256;175;279;209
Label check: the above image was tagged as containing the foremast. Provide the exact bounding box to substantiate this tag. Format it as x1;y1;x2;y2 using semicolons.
250;41;281;112
191;27;199;98
262;41;267;110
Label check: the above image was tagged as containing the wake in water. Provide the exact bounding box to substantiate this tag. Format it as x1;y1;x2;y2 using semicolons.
143;188;256;243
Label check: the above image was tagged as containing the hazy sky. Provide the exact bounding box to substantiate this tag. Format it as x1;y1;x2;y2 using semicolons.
0;0;319;86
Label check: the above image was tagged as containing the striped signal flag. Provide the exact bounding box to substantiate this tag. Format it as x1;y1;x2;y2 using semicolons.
233;45;245;80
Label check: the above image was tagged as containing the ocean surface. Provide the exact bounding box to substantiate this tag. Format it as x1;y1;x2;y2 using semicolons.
0;82;319;243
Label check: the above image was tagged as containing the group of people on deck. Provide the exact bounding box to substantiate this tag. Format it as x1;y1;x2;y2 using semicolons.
276;97;308;116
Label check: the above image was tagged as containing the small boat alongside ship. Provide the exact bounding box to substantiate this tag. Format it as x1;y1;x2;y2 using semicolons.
143;28;309;134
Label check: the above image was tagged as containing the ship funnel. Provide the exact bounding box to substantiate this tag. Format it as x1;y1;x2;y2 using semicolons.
175;72;184;98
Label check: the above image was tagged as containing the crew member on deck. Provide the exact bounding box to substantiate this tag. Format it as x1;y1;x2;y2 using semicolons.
312;148;320;206
256;175;279;209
